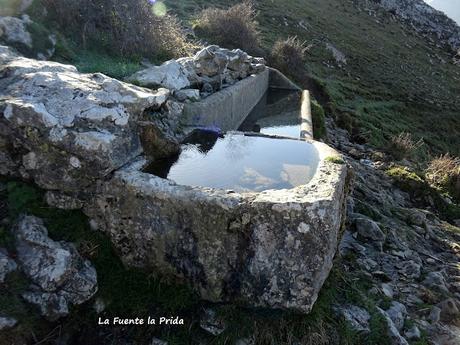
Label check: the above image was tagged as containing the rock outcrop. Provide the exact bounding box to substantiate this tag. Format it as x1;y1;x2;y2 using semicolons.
327;116;460;344
127;45;267;99
0;45;179;192
0;15;56;60
14;215;98;321
356;0;460;52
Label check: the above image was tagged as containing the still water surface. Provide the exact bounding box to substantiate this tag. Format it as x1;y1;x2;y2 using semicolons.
147;131;320;192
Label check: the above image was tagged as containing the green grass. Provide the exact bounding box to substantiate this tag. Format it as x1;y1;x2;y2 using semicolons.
1;180;392;344
311;99;327;140
68;50;144;80
385;166;460;221
164;0;460;156
325;156;345;164
1;180;200;343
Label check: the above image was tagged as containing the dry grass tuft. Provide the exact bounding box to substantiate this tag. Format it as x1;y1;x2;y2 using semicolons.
193;1;261;55
40;0;194;59
426;154;460;200
269;36;312;77
387;132;423;160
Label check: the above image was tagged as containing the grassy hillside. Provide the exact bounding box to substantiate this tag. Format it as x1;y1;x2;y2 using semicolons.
166;0;460;156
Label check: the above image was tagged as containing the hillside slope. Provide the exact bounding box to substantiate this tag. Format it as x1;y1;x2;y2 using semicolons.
166;0;460;156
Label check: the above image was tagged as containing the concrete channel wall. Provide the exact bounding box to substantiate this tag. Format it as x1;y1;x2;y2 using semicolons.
182;69;269;131
182;68;313;139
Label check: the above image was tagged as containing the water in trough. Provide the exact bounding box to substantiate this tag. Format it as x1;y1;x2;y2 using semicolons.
238;88;302;138
146;130;320;192
146;88;319;192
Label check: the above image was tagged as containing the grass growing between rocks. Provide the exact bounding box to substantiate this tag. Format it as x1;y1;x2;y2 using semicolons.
1;180;201;343
386;166;460;222
1;179;395;344
197;266;394;345
70;50;144;80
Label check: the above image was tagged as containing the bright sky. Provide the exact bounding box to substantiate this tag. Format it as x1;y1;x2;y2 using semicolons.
424;0;460;24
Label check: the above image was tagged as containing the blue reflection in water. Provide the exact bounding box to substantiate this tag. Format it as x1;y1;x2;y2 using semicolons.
147;131;320;192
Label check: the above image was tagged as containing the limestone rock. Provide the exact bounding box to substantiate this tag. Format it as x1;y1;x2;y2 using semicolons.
429;306;442;324
0;48;177;192
200;308;226;336
437;299;460;323
191;46;265;90
386;301;407;331
126;59;191;90
382;283;395;298
22;291;69;321
93;298;106;314
14;215;98;320
193;45;229;77
44;191;84;210
361;0;460;52
0;248;17;283
84;149;350;313
404;208;427;227
0;15;32;48
128;45;267;99
138;100;183;160
325;42;347;66
0;15;56;60
335;305;371;332
174;89;201;102
0;316;17;331
377;307;410;345
354;217;386;243
424;271;449;293
404;325;421;340
398;260;421;279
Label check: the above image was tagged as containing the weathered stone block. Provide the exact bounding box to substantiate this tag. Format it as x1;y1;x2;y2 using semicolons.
0;45;176;191
85;142;350;313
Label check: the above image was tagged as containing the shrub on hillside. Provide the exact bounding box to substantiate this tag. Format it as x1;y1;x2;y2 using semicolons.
38;0;193;59
387;132;423;161
270;36;311;77
193;1;261;55
426;154;460;200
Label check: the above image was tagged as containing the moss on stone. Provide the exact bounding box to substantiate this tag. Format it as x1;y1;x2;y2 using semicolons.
311;99;327;140
386;166;426;193
325;155;345;164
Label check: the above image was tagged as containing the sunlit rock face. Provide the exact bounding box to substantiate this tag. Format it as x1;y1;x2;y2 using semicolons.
0;45;180;192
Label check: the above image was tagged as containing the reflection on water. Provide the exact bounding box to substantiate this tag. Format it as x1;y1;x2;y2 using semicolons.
239;88;302;138
146;131;320;192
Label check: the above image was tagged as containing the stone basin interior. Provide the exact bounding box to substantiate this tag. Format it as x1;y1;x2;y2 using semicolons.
238;88;302;138
145;130;320;192
145;87;320;192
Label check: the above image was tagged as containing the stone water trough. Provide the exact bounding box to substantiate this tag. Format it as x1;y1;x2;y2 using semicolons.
0;44;350;313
